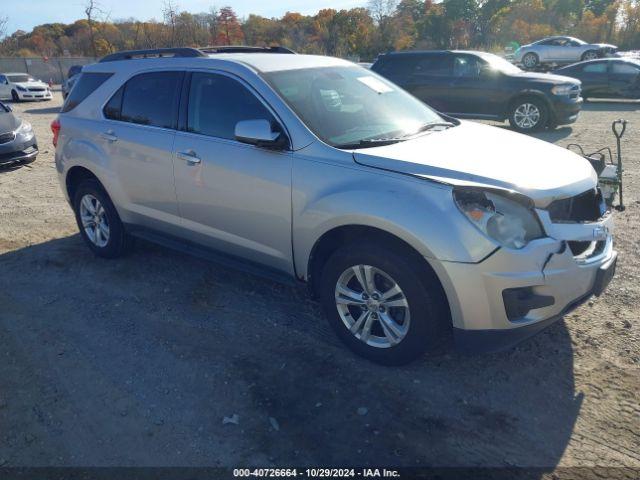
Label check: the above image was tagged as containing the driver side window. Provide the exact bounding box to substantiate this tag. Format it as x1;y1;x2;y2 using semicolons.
187;72;276;141
452;56;481;78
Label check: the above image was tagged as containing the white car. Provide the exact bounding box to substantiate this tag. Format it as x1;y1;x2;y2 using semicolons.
0;72;53;102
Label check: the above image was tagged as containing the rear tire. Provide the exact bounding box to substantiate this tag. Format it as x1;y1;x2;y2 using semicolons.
509;96;548;133
582;50;599;61
72;179;132;258
319;242;449;365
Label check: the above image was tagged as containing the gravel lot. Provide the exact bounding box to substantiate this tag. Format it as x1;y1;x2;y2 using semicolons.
0;91;638;473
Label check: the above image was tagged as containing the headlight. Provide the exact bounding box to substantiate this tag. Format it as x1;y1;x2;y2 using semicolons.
453;187;544;249
16;121;32;134
551;84;575;95
16;85;27;91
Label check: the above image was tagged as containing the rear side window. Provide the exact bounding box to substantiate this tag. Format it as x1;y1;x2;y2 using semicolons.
61;72;112;113
373;56;416;76
413;55;452;77
583;63;607;73
118;71;182;129
187;72;275;140
103;86;123;120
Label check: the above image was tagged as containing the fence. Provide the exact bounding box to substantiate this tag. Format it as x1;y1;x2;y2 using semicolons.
0;57;98;84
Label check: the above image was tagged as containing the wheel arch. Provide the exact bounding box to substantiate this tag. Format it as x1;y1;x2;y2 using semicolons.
65;165;104;202
306;224;449;306
505;90;552;119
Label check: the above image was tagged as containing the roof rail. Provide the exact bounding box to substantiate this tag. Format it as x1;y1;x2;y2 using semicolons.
199;45;296;54
99;48;206;63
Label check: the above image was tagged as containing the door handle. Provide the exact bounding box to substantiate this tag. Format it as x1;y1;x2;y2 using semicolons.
177;150;201;165
100;131;118;142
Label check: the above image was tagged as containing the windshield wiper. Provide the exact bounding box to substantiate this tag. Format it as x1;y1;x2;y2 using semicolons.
334;122;456;149
408;121;456;135
334;138;404;149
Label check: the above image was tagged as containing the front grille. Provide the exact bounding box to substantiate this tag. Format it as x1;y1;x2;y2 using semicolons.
569;240;605;257
0;132;15;144
547;188;606;223
569;85;581;99
28;87;46;92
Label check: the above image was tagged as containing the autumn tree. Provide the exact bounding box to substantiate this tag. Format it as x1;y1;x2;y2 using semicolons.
216;6;244;45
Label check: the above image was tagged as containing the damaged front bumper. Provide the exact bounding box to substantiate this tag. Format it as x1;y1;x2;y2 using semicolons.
432;211;616;353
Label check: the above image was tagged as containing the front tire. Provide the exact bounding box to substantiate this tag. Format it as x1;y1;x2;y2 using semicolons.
319;242;449;365
72;180;132;258
522;53;539;70
509;97;548;132
11;90;19;102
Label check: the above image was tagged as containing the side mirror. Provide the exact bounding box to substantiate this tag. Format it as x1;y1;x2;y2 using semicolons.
235;119;287;150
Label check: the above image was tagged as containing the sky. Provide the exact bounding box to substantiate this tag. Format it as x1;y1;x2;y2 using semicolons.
5;0;367;34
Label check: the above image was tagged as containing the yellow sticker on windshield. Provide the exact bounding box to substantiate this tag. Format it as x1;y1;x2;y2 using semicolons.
357;76;394;94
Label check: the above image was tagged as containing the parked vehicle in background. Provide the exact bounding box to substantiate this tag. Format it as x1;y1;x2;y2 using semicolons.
62;65;84;99
371;50;583;132
0;73;53;102
0;101;38;166
514;36;618;70
53;47;616;365
554;58;640;100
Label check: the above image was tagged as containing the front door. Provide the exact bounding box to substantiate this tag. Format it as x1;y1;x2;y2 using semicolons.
578;61;609;97
609;61;640;98
172;71;293;274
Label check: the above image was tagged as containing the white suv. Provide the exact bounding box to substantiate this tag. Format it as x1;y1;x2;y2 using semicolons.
0;72;53;101
52;47;617;365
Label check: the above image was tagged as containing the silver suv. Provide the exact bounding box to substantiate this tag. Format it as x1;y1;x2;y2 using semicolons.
53;47;617;365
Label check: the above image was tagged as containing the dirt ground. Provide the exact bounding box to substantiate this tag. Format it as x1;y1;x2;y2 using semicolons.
0;91;638;473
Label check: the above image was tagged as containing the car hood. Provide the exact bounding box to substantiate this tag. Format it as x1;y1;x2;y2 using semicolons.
592;43;617;49
352;121;596;207
0;112;20;134
13;81;48;88
511;71;581;85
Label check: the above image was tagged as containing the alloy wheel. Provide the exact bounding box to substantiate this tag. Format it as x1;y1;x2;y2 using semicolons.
513;103;541;129
79;194;110;248
334;264;410;348
583;51;598;61
523;54;537;69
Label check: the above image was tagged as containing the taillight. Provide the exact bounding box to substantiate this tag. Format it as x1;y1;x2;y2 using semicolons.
51;118;60;147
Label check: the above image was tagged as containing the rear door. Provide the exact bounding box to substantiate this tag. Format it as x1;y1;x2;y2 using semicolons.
446;54;500;116
99;70;183;231
404;53;453;112
171;71;293;274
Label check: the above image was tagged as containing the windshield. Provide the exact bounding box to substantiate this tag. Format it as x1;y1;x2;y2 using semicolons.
476;52;522;74
7;74;35;83
263;66;444;148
